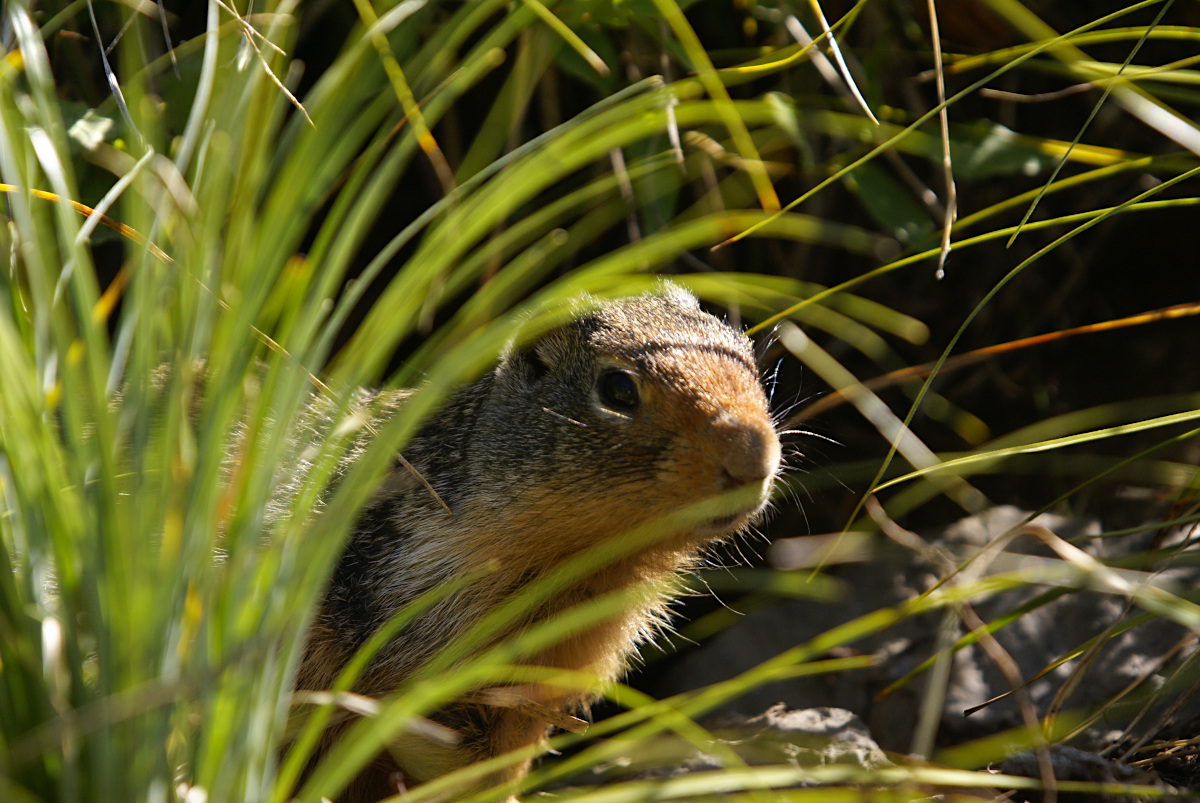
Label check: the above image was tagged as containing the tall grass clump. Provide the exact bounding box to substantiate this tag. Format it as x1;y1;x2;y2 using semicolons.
3;0;1200;801
0;0;878;800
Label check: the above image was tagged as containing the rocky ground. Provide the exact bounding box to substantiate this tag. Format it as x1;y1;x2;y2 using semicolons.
586;506;1200;798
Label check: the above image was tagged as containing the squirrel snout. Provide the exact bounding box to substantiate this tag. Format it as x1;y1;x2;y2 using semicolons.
712;413;781;491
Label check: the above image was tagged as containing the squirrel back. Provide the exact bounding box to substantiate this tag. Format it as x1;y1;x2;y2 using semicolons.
295;284;782;797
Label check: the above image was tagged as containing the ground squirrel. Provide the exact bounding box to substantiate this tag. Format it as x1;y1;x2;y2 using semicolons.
294;284;783;799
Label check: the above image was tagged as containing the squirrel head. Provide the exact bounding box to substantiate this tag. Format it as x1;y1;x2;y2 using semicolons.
468;284;782;564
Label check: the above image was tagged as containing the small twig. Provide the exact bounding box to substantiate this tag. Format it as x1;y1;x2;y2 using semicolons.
656;20;684;165
960;603;1058;803
681;131;790;176
213;0;287;56
869;500;1056;801
102;9;136;55
784;14;877;124
926;0;956;280
609;147;641;244
789;13;942;223
804;1;878;124
652;0;780;213
980;83;1096;103
884;149;946;220
1043;599;1134;737
156;0;179;79
865;495;950;571
291;690;460;744
87;0;141;143
214;0;312;127
665;95;683;164
519;0;608;76
1112;631;1200;761
463;688;589;734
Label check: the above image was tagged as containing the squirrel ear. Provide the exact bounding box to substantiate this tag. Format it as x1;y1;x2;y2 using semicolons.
514;342;551;381
509;326;573;382
521;326;581;382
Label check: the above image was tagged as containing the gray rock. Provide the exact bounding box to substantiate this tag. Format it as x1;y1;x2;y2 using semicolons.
586;705;890;782
999;744;1171;802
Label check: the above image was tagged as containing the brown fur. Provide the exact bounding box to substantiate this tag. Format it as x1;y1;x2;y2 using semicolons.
290;285;782;799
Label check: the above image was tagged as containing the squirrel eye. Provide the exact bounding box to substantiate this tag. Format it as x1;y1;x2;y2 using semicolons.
597;369;639;412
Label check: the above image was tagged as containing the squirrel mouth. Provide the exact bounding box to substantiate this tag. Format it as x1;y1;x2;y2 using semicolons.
705;486;771;533
681;486;770;538
697;507;759;535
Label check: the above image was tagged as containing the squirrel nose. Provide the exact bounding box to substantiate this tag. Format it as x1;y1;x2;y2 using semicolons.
712;413;781;489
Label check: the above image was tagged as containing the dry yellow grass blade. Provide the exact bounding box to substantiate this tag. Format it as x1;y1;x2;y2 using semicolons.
788;301;1200;426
